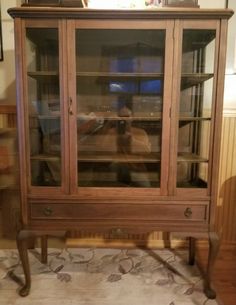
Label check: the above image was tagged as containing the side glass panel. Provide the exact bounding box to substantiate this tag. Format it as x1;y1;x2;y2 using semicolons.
26;28;61;186
76;29;165;187
177;29;216;188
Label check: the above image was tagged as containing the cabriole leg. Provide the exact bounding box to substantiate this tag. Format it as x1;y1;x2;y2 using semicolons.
16;230;32;297
204;231;220;299
189;237;196;265
41;235;48;264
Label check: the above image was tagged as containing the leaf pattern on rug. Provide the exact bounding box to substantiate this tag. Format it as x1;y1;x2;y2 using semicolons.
156;278;171;286
57;273;72;283
0;248;219;305
184;286;195;295
107;274;122;282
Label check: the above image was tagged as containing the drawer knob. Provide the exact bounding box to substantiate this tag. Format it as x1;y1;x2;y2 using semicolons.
184;207;193;218
43;207;53;217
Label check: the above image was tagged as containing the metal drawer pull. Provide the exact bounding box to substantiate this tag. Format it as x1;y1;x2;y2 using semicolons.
184;208;193;218
43;207;53;217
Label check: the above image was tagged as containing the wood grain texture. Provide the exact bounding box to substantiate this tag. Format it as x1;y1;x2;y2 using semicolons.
197;247;236;305
67;112;236;245
215;113;236;242
1;110;236;245
8;7;234;20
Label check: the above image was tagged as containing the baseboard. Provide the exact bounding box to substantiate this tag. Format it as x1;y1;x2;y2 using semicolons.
66;237;186;249
66;237;236;250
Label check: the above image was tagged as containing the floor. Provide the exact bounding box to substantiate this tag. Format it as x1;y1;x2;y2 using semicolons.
0;247;220;305
196;246;236;305
0;228;235;304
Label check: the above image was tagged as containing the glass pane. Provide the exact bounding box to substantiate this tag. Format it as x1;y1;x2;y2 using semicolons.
26;28;61;186
177;29;216;188
76;29;165;187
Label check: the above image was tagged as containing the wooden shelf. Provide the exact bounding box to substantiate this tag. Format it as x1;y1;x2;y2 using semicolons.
76;72;164;79
179;117;211;121
30;154;60;162
79;113;162;121
37;115;60;119
78;152;161;163
181;73;214;89
179;117;211;127
177;153;208;163
27;71;59;81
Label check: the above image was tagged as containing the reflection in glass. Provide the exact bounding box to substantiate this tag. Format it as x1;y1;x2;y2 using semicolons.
177;29;216;188
26;28;61;186
76;29;165;187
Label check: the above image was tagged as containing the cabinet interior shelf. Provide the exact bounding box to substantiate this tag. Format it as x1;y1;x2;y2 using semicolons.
179;117;211;121
32;114;162;121
30;152;208;164
31;155;61;162
28;71;213;83
37;115;60;119
181;73;214;89
177;153;208;163
33;114;211;122
76;72;164;79
78;153;161;163
179;117;211;127
81;113;162;121
27;71;59;81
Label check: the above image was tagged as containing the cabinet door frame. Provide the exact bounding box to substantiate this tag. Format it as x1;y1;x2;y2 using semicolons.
67;19;175;199
169;19;221;198
21;19;69;197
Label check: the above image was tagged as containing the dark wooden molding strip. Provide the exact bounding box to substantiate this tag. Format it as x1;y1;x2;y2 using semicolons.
0;105;17;114
8;7;234;20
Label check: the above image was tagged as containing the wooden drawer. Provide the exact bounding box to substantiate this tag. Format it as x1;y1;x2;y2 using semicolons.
31;202;208;222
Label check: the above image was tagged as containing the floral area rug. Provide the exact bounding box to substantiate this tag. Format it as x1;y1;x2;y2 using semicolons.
0;248;222;305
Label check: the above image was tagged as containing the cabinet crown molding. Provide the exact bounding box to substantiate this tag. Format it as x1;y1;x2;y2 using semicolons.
8;7;234;20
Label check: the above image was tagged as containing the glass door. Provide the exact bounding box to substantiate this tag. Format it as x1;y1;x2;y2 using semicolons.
71;21;173;193
176;21;219;193
24;21;64;190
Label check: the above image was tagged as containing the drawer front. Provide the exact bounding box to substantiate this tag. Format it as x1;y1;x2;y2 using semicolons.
31;203;208;222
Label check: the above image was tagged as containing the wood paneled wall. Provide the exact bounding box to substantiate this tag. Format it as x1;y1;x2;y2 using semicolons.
215;111;236;243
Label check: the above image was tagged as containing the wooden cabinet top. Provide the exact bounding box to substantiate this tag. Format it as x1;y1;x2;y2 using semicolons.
8;7;234;20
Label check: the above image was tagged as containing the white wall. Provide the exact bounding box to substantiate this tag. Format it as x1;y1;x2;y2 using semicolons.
199;0;225;8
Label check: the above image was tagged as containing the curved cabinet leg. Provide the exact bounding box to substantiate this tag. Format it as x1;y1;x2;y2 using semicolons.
41;236;48;264
16;230;32;297
16;230;66;296
163;232;171;248
204;231;220;299
189;237;196;265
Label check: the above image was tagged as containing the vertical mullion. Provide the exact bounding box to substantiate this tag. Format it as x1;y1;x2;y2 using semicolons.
15;18;29;225
160;20;175;196
67;20;77;194
168;19;183;196
59;19;70;195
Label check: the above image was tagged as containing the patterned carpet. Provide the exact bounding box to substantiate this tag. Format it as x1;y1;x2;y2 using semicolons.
0;248;222;305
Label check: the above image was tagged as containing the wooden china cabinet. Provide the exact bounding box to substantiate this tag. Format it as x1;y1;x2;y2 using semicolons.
8;5;233;298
